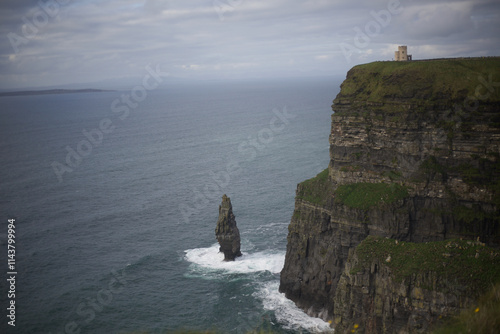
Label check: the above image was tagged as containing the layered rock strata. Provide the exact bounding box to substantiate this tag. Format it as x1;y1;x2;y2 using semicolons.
215;194;242;261
279;58;500;331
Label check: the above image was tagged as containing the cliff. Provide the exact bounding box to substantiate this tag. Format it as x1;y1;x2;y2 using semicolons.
279;58;500;332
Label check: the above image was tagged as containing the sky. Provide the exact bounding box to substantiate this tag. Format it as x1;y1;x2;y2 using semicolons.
0;0;499;89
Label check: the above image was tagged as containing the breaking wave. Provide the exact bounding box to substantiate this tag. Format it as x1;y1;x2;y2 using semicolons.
184;244;334;333
255;281;334;333
184;244;284;276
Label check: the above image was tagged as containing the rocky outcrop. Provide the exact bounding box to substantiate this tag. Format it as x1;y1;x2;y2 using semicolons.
279;58;500;330
215;194;242;261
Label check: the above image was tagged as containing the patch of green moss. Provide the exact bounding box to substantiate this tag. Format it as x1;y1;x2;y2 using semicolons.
457;163;487;185
350;265;362;275
356;236;500;294
340;165;361;172
390;115;403;123
382;170;402;181
351;152;363;160
452;205;490;224
292;209;309;222
416;154;500;212
424;201;498;228
334;182;409;210
456;159;500;188
418;156;448;180
320;247;328;257
296;169;332;205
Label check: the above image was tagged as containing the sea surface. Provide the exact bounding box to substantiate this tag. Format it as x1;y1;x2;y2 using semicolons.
0;78;341;334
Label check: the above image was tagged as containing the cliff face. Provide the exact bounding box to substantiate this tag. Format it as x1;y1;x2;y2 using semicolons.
279;58;500;330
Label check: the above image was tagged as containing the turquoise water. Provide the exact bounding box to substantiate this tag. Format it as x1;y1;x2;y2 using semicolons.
0;78;340;333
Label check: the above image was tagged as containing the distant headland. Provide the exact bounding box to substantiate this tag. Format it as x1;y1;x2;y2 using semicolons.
0;88;114;97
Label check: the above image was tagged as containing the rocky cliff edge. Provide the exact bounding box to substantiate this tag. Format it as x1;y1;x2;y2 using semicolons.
279;58;500;332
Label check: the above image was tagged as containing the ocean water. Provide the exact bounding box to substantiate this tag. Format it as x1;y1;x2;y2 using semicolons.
0;78;340;334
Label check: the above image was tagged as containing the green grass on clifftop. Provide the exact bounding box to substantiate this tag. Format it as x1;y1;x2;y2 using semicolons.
355;236;500;294
334;182;409;210
296;169;332;205
333;57;500;108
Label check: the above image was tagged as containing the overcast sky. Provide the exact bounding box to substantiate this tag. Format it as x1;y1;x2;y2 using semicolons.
0;0;499;89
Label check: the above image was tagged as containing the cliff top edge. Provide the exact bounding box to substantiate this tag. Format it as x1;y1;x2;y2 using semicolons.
333;57;500;108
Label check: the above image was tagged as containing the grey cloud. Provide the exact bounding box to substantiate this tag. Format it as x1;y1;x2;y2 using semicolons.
397;2;475;39
0;0;499;89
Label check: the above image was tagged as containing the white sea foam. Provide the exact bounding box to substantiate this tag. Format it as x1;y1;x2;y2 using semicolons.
185;245;333;332
254;281;334;333
184;244;285;275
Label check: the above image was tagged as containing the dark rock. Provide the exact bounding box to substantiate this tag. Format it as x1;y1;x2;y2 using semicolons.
215;195;242;261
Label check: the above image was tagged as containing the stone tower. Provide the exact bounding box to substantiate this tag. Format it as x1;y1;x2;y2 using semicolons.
395;45;412;61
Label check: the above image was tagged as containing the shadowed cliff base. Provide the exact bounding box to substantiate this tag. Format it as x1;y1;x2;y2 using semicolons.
280;57;500;332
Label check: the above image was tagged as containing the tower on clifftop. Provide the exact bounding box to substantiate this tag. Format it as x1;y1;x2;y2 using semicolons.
395;45;412;61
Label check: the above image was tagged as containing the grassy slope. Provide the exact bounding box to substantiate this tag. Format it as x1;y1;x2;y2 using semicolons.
296;169;331;205
296;170;409;211
334;182;408;210
334;57;500;108
355;236;500;294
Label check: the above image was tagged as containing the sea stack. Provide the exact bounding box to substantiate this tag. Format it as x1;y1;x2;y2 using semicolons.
215;194;242;261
